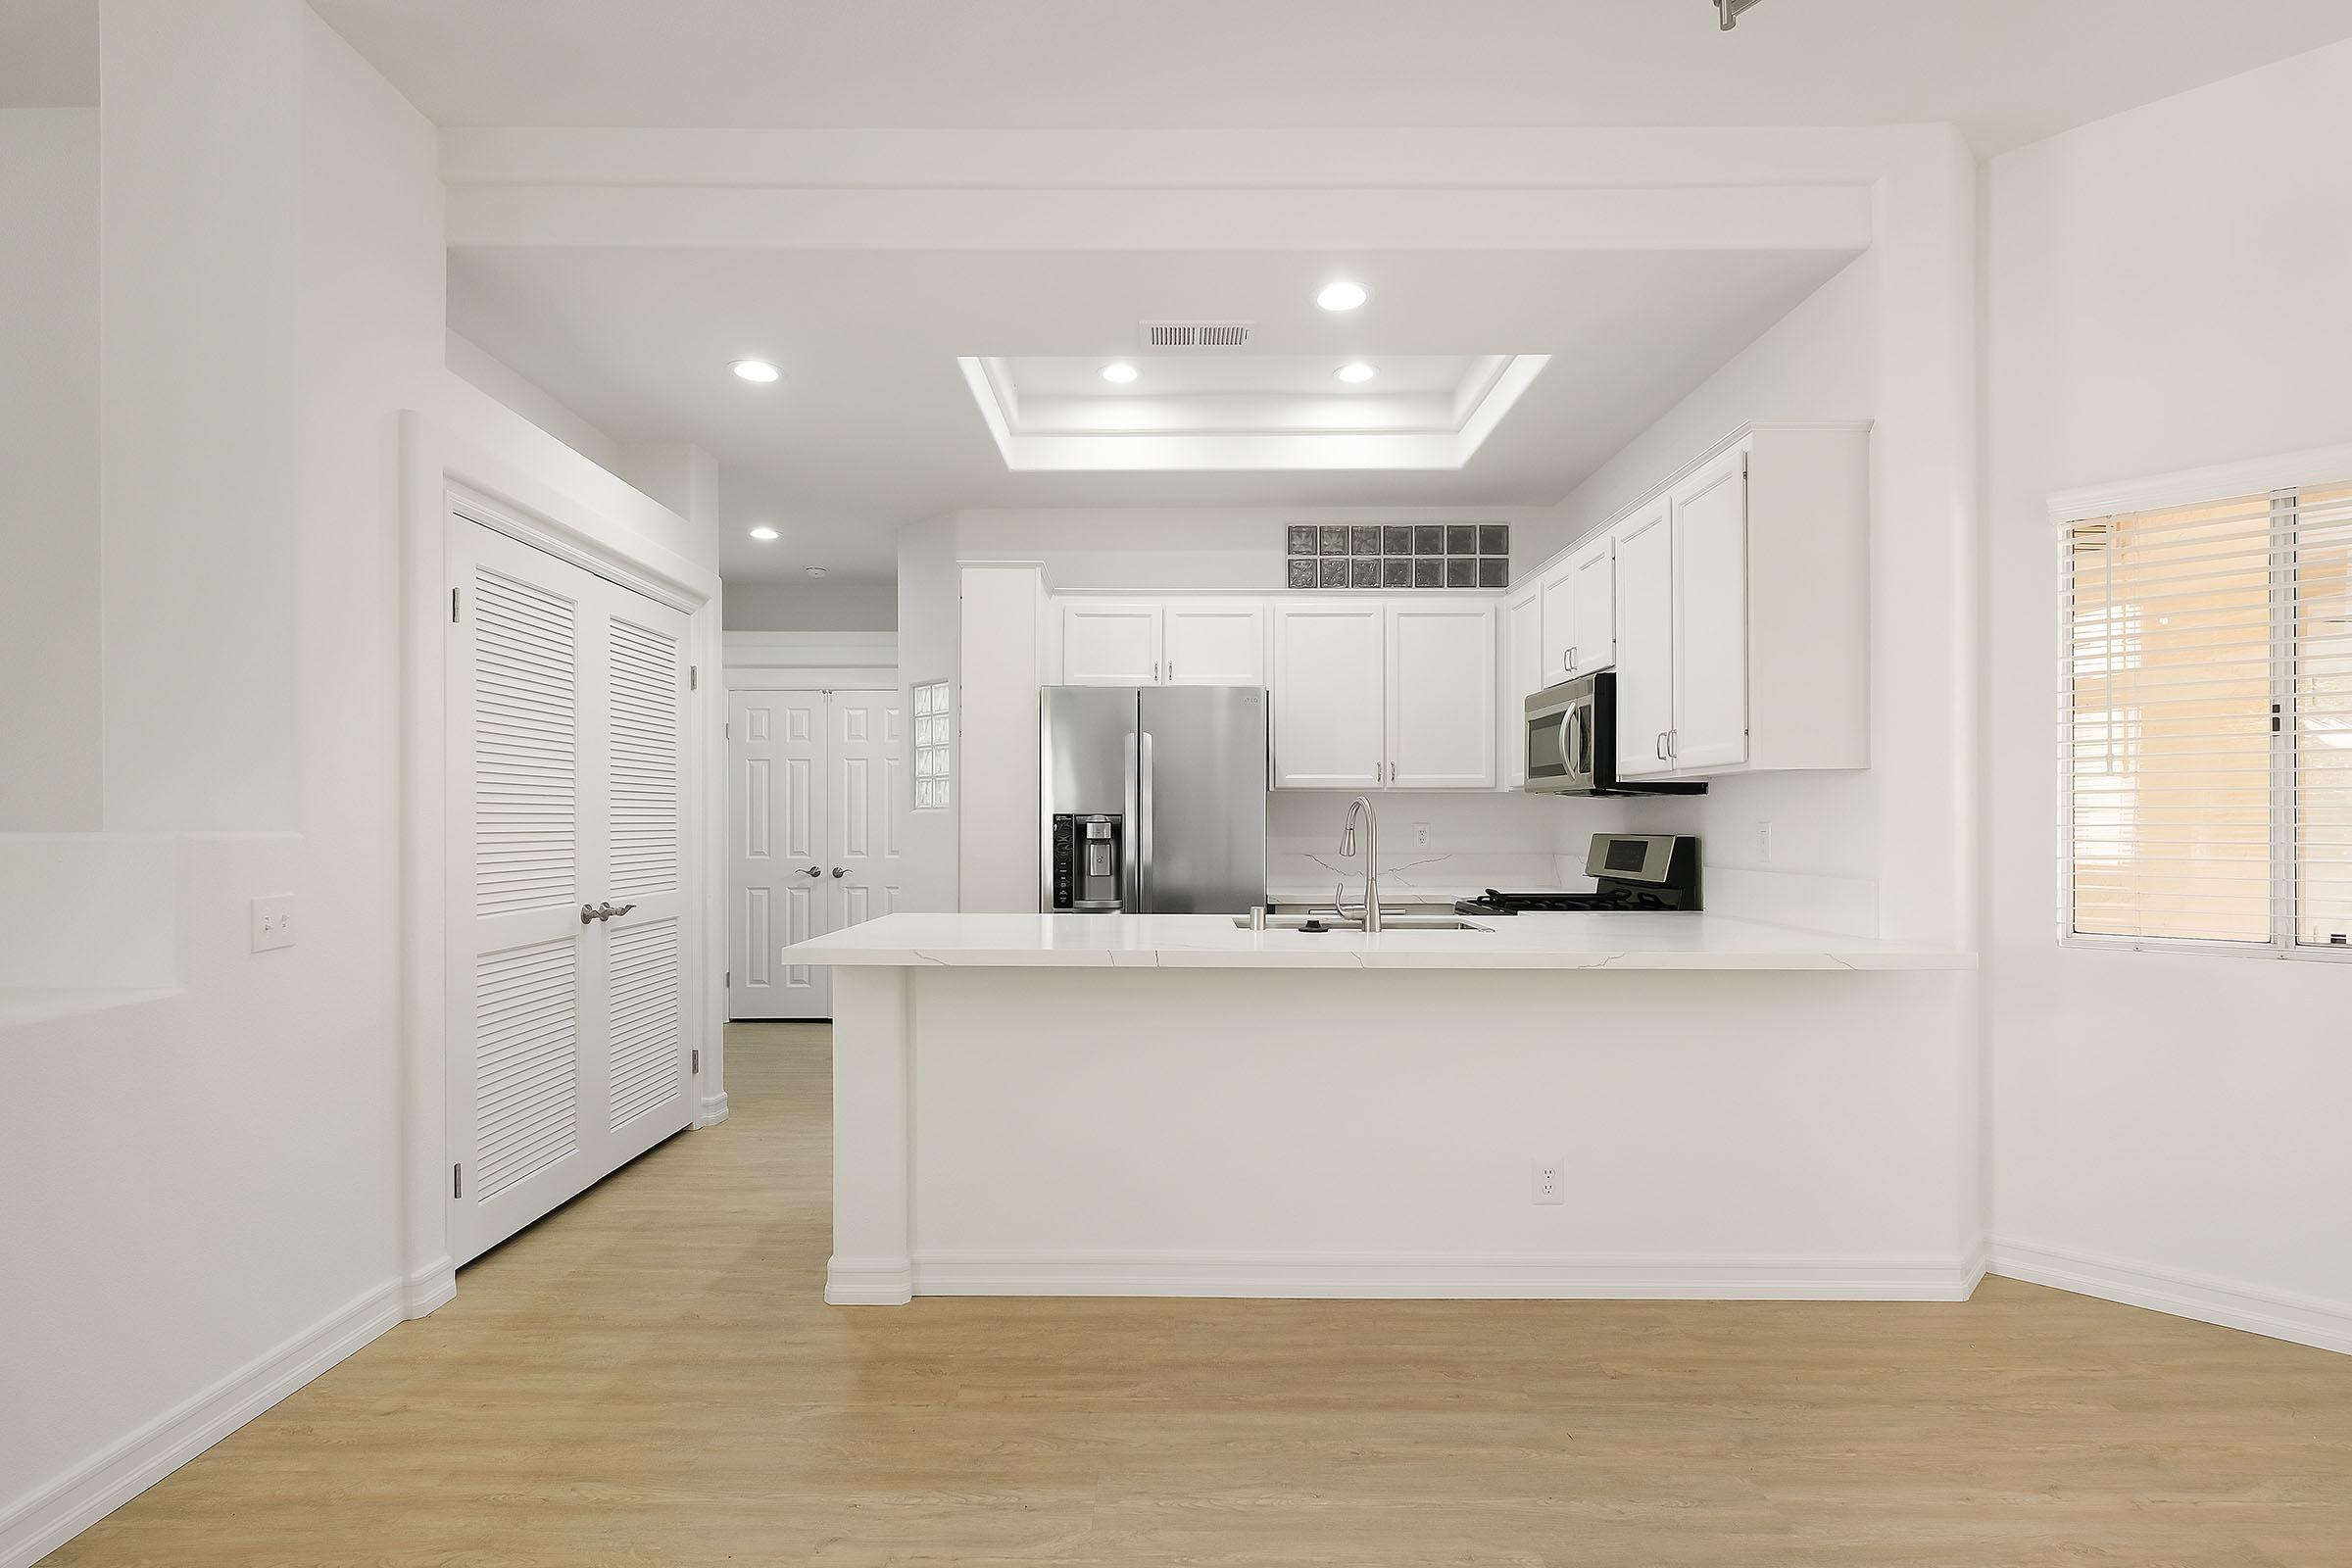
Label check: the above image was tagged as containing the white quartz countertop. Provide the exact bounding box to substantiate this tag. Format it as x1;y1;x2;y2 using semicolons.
784;912;1973;971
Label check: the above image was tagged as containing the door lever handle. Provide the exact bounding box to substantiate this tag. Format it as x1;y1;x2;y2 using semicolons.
830;867;847;878
798;865;822;878
589;901;637;922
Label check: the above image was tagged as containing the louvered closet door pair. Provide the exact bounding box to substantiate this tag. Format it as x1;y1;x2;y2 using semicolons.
448;518;695;1265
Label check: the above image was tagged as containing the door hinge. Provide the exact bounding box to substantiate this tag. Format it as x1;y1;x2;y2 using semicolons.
725;969;731;988
452;1162;463;1200
724;720;730;739
692;1048;701;1072
451;586;461;622
690;664;699;691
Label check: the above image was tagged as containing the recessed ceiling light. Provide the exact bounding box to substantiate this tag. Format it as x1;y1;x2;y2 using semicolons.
1317;280;1367;312
748;525;779;541
730;359;779;383
805;565;828;579
1336;363;1377;384
1101;362;1139;384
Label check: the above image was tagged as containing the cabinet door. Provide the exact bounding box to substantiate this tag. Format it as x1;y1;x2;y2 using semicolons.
1502;586;1543;789
1060;601;1162;685
1388;601;1497;789
1539;558;1579;686
1613;501;1676;778
1162;600;1266;685
1565;533;1617;673
1670;449;1749;770
1271;602;1386;789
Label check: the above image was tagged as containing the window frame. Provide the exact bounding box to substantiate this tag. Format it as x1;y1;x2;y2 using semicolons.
2052;439;2352;962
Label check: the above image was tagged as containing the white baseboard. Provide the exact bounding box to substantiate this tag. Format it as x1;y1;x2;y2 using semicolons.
825;1255;915;1305
908;1249;1984;1301
696;1092;730;1128
0;1276;406;1568
403;1257;457;1319
1989;1237;2352;1356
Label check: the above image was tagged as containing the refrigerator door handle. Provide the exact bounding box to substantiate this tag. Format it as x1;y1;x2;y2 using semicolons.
1122;730;1141;913
1137;730;1154;912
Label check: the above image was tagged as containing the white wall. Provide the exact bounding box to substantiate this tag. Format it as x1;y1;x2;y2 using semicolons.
725;579;899;632
97;4;305;829
2;10;719;1562
910;966;1979;1295
958;504;1558;588
444;328;623;472
1536;253;1886;932
1;5;438;1555
1984;37;2352;1339
955;564;1045;911
0;108;99;829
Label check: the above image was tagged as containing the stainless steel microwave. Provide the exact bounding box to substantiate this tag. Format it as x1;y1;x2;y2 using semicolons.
1523;673;1705;798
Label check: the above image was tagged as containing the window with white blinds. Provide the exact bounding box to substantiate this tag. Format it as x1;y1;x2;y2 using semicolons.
2062;478;2352;952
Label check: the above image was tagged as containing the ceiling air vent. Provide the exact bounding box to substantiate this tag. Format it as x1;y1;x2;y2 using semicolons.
1139;319;1254;350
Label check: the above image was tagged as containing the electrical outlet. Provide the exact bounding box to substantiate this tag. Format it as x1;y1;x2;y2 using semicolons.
1413;823;1431;850
1532;1158;1565;1205
1757;820;1775;864
251;894;296;953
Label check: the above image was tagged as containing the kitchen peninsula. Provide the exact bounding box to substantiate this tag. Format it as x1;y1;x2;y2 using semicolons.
788;912;1975;1307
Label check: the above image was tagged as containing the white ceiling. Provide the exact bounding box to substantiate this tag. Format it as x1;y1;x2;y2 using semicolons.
446;247;1854;584
317;0;2352;153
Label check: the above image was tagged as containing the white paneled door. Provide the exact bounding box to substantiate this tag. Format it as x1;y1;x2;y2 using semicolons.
447;518;694;1265
727;688;903;1020
827;691;905;935
727;690;827;1020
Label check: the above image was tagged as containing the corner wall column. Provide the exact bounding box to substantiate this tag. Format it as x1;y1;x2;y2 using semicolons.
826;966;915;1304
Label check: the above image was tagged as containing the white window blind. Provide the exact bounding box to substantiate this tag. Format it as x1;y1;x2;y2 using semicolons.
2062;476;2352;953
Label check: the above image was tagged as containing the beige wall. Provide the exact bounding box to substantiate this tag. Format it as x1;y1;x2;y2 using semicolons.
0;107;99;828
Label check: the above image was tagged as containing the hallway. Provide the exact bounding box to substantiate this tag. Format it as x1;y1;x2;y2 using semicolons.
42;1023;2352;1566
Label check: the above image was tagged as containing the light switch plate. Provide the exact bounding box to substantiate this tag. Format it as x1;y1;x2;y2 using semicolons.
251;894;296;953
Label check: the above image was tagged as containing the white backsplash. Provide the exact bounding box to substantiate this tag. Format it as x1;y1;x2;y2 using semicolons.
1264;790;1586;901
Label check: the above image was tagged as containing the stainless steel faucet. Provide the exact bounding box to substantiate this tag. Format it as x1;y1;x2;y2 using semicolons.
1339;795;1380;933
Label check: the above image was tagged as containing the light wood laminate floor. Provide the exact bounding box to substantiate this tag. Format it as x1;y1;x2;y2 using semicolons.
43;1022;2352;1566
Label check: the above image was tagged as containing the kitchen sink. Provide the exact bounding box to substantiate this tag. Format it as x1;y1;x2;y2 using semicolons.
1234;913;1491;932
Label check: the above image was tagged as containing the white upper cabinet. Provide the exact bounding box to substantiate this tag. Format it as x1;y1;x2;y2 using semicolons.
1538;558;1578;686
1162;600;1267;685
1540;530;1615;684
1502;584;1543;789
1271;601;1387;789
1667;448;1749;771
1564;532;1617;675
1612;503;1677;779
1585;422;1868;782
1059;601;1162;685
1387;601;1496;789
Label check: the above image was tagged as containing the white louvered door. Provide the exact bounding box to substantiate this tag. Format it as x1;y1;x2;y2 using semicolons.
449;518;695;1265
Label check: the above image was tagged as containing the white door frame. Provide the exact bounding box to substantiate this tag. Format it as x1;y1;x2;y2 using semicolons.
397;411;725;1320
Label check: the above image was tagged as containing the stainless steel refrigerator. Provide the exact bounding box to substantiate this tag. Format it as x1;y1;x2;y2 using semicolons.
1039;686;1267;914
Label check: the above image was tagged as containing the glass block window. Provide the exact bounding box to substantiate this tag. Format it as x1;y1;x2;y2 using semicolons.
912;679;951;811
1286;521;1508;590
